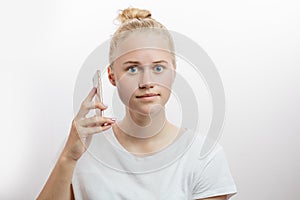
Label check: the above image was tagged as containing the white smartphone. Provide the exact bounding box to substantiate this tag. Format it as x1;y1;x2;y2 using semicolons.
93;70;103;116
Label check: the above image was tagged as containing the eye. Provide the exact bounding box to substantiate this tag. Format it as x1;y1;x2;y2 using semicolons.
127;66;139;74
153;65;164;73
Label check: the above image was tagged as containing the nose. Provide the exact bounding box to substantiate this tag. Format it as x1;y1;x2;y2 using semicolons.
138;69;154;89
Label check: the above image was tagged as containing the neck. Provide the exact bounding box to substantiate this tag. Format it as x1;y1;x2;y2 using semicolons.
117;106;167;139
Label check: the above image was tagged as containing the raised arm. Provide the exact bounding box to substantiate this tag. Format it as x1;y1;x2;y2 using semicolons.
37;87;115;199
36;150;77;200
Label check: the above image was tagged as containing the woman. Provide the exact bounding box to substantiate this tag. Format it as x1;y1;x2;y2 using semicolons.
37;7;237;200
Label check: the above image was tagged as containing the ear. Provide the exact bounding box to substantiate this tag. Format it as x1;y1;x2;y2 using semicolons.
107;66;116;86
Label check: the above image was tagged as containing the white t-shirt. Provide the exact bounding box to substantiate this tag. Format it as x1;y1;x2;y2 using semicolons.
72;128;237;199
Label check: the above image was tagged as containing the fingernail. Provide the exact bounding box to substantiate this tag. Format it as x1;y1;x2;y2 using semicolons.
111;118;116;121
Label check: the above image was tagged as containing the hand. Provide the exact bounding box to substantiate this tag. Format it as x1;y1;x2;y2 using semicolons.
62;87;115;161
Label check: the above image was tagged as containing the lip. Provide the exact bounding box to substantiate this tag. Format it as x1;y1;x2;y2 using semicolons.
136;93;160;98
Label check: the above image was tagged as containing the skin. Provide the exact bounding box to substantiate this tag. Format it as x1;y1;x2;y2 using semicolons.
37;33;228;199
108;47;183;155
37;87;114;200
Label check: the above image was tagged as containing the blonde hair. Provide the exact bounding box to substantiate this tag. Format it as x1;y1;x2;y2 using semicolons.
109;7;175;65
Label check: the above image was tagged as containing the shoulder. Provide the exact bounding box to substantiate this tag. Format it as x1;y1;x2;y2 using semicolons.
188;130;237;199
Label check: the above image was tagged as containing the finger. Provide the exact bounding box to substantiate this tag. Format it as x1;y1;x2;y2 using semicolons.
94;101;108;110
80;115;116;127
75;88;97;119
83;101;107;110
84;87;97;103
85;123;113;135
76;101;108;119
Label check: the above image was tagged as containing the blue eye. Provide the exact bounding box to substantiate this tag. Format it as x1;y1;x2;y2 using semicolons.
127;66;138;74
154;65;164;73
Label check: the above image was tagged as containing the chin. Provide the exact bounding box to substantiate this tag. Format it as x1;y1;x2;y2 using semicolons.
131;104;164;116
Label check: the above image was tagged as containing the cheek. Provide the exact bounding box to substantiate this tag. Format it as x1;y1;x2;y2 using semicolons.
116;75;138;106
160;86;172;103
115;69;175;106
153;70;175;90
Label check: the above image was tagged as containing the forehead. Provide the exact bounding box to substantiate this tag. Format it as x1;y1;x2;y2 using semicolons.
115;48;173;65
111;31;172;64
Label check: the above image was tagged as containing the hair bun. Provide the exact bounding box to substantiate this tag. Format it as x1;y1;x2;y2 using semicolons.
118;8;152;23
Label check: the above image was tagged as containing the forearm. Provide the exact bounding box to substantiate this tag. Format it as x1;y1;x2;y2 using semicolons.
37;87;110;199
37;155;77;200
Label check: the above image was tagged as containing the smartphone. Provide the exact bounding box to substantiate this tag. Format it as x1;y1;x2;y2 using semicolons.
93;70;103;116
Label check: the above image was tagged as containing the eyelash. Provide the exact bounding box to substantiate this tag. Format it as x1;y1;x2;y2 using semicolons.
153;65;165;72
126;65;138;73
126;65;166;73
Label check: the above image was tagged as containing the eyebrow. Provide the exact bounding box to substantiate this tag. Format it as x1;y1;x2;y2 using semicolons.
123;61;140;65
123;60;168;65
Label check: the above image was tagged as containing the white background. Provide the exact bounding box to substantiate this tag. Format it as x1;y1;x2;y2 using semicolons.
1;0;300;199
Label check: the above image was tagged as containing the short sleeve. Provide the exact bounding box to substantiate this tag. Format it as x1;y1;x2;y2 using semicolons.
192;144;237;199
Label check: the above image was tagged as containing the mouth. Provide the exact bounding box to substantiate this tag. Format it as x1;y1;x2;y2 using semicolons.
136;93;160;98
